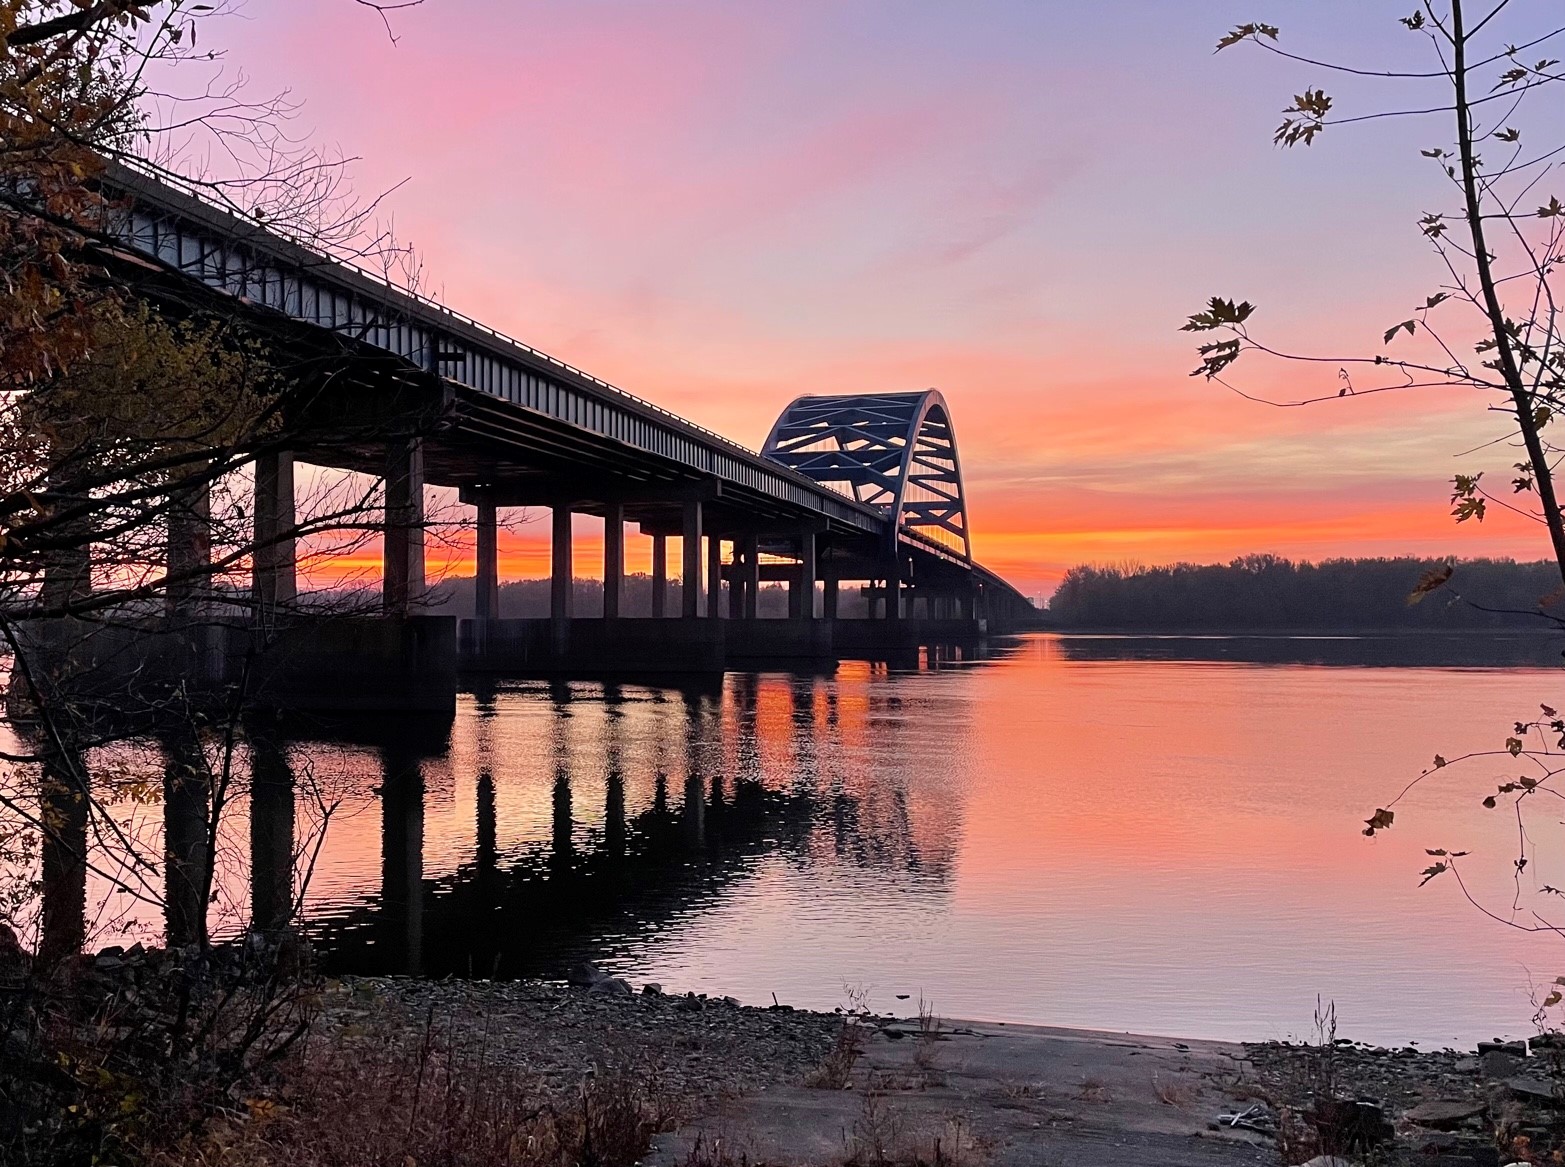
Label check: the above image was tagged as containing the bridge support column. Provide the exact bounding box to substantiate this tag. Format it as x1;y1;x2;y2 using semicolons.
39;479;92;611
706;534;724;619
884;557;903;621
252;451;296;629
741;531;760;619
603;500;624;619
383;437;425;617
167;476;212;616
474;491;499;622
823;576;839;621
551;505;572;651
651;535;667;617
728;544;744;619
682;498;703;619
798;529;817;621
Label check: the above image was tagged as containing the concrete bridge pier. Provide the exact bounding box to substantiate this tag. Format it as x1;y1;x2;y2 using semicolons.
681;498;703;619
473;490;499;624
706;532;725;619
798;525;819;621
165;476;212;617
741;531;760;620
252;450;297;631
651;534;668;618
604;500;625;620
165;473;227;684
243;440;454;715
551;504;573;653
38;482;93;613
382;436;425;619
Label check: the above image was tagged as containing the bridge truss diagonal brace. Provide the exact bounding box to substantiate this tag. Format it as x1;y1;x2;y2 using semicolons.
759;390;972;561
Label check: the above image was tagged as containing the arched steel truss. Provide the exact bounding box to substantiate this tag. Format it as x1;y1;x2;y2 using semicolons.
761;390;971;561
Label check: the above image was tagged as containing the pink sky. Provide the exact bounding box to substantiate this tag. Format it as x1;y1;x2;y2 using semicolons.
175;1;1560;597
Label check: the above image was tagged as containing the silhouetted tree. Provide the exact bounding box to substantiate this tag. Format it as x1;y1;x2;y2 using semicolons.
1188;3;1565;1036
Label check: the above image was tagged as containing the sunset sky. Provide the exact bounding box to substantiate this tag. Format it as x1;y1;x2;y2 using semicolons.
182;1;1561;597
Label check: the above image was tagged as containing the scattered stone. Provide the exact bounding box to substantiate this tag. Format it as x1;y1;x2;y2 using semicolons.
1505;1076;1563;1105
1299;1157;1356;1167
1480;1050;1524;1079
1310;1097;1393;1153
317;975;838;1111
1477;1039;1527;1057
566;960;606;988
642;983;663;996
1407;1097;1487;1128
589;977;633;997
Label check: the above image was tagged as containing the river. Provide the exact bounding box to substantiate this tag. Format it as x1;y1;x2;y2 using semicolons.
8;633;1565;1048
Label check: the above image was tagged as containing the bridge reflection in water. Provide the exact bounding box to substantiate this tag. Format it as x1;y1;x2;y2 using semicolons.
219;661;980;980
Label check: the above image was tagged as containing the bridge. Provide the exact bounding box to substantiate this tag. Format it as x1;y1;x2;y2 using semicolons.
61;164;1038;710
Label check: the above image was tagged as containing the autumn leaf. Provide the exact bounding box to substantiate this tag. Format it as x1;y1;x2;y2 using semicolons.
1216;23;1280;51
1407;564;1453;604
1275;88;1333;147
1507;737;1524;756
1419;862;1448;886
1182;297;1256;332
1384;320;1416;344
1364;807;1394;836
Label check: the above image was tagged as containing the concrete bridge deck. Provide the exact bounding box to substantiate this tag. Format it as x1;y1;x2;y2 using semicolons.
15;163;1040;717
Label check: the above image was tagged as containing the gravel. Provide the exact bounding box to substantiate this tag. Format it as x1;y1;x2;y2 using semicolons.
319;975;843;1107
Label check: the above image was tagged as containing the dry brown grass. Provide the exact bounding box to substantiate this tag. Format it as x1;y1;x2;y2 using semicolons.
912;998;943;1081
162;1008;674;1167
1150;1072;1196;1108
806;1015;867;1090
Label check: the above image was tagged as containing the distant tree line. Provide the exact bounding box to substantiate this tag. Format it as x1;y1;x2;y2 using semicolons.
1047;555;1561;631
423;575;876;619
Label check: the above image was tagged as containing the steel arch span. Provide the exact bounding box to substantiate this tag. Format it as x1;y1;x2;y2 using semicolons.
761;390;972;561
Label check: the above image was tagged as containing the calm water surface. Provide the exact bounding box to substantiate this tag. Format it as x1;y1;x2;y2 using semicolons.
16;634;1565;1047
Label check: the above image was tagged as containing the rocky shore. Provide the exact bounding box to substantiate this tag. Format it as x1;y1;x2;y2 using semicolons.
6;939;1562;1166
327;968;1563;1167
318;970;842;1109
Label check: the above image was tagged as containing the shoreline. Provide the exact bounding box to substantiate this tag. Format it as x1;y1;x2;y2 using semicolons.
329;972;1556;1166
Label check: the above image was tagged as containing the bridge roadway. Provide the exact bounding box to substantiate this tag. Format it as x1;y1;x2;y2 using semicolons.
88;163;1037;706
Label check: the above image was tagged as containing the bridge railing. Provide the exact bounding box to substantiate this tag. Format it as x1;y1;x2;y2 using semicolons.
106;158;750;455
102;158;1023;586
